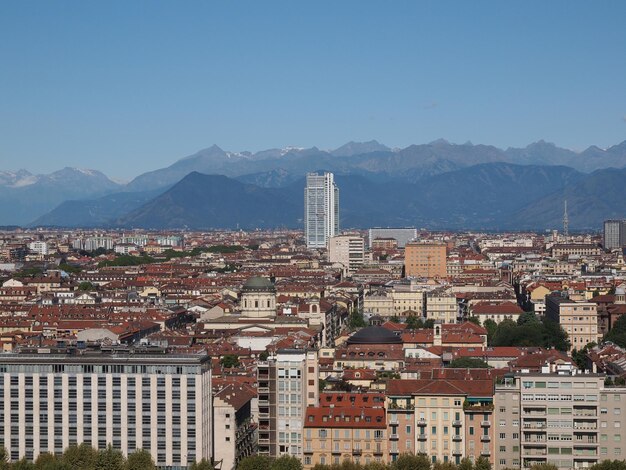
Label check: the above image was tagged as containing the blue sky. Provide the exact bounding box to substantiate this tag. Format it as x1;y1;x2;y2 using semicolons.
1;0;625;179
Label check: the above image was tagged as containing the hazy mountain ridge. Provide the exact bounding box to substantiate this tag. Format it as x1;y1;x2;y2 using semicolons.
0;167;122;225
44;162;614;231
4;139;626;226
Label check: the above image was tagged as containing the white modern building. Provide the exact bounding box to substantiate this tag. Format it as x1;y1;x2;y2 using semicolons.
604;219;626;250
327;235;365;276
28;241;49;256
304;172;339;249
0;345;212;468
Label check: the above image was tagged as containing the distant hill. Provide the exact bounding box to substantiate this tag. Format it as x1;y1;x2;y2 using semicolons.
96;163;609;231
0;167;121;225
31;188;166;228
509;167;626;230
116;172;302;229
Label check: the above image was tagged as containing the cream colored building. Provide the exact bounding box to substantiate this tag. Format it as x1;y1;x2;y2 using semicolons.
545;295;601;351
426;291;458;323
328;235;365;276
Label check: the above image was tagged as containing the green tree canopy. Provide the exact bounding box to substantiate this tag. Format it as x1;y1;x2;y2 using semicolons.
406;315;425;329
237;456;272;470
474;456;492;470
270;455;304;470
220;354;241;368
94;445;125;470
189;459;216;470
62;443;98;470
605;314;626;347
391;453;431;470
12;458;35;470
126;449;155;470
449;357;490;368
78;281;94;291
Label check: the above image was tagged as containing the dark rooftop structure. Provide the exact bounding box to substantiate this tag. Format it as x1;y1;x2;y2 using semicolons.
347;326;402;345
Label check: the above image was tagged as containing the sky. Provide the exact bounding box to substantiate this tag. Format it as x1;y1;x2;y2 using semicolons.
1;0;625;180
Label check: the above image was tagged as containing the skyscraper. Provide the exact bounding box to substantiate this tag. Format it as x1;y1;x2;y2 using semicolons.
604;219;626;250
304;172;339;248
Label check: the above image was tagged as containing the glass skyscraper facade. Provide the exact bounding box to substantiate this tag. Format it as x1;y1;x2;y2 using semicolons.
304;172;339;248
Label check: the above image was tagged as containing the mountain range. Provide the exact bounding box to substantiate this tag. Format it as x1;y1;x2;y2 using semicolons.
2;139;625;230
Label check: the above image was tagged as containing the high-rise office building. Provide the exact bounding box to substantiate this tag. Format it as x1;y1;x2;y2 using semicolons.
0;345;212;467
603;219;626;250
305;173;339;248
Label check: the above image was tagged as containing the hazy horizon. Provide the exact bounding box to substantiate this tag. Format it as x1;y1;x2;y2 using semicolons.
1;1;626;179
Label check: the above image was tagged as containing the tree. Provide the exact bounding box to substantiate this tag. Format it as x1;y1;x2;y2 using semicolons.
474;456;492;470
590;461;626;470
35;453;71;470
517;311;539;326
237;456;272;470
348;310;367;330
259;350;269;360
220;354;241;368
189;460;215;470
541;318;570;351
126;449;156;470
458;458;473;470
424;319;435;329
94;445;126;470
483;319;498;344
12;459;35;470
449;357;490;368
270;455;303;470
391;453;431;470
605;314;626;348
434;462;458;470
62;443;98;470
406;315;424;329
78;281;94;291
0;447;8;470
468;316;481;325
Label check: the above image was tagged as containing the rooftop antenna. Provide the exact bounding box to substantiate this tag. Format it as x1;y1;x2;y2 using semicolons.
563;200;569;238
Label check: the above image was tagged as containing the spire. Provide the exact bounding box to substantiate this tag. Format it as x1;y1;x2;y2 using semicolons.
563;200;569;238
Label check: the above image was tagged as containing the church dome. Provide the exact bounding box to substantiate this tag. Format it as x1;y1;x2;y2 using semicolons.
347;326;402;345
242;276;275;292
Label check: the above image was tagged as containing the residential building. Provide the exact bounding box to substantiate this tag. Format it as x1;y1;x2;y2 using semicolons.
494;367;626;470
213;385;257;470
0;345;212;467
257;349;319;459
303;402;387;467
426;291;458;324
305;172;339;249
405;242;447;279
386;373;495;465
545;295;601;351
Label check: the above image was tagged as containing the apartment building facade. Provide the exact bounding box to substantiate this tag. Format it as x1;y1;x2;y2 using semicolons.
405;242;448;278
494;369;626;470
303;406;387;468
0;345;212;467
257;349;319;459
545;295;601;351
386;377;494;465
